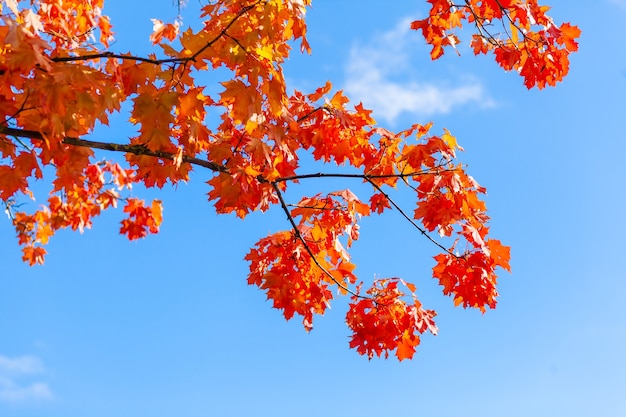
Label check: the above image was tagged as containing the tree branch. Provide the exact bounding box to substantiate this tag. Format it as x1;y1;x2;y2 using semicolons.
0;126;228;173
50;51;183;65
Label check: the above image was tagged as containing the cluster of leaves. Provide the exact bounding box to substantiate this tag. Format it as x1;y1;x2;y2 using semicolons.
0;0;576;359
411;0;581;88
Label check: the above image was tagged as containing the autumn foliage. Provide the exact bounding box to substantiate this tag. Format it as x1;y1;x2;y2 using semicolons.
412;0;580;89
0;0;578;359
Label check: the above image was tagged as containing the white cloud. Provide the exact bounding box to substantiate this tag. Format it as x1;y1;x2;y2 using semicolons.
0;355;52;402
344;18;493;124
0;377;52;402
0;355;45;375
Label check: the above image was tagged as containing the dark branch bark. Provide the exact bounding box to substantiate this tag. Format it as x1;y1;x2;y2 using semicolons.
50;51;183;65
0;126;228;173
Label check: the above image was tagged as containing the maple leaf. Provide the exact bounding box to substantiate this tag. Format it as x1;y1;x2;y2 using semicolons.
396;331;419;361
0;151;41;200
120;198;162;240
555;22;582;52
150;19;179;44
22;245;47;266
369;192;391;214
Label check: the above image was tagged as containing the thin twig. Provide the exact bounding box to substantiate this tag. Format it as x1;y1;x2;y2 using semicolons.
270;181;366;299
274;169;456;183
49;0;264;67
365;178;459;258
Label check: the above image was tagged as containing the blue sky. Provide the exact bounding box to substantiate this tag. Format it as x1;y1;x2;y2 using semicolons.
2;1;626;416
